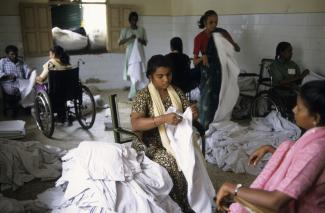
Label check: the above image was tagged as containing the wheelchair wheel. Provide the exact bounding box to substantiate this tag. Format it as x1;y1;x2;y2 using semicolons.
34;90;54;137
75;85;96;129
251;91;285;119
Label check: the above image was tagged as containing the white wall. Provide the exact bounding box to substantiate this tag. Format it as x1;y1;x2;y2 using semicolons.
1;13;325;89
174;13;325;76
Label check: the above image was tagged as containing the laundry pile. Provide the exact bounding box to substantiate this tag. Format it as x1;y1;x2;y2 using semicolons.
37;142;182;213
205;111;301;175
0;139;65;191
0;120;26;139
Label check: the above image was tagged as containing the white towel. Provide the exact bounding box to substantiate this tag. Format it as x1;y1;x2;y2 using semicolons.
128;38;147;90
166;107;215;213
212;33;240;122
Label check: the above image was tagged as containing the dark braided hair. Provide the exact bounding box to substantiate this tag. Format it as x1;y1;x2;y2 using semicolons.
170;37;183;53
198;10;218;29
51;45;70;65
275;42;291;60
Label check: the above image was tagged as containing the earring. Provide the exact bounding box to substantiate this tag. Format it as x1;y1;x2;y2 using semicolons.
313;121;317;127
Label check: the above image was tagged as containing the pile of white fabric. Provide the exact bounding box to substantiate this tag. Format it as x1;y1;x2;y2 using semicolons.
205;111;301;175
52;27;88;51
0;139;65;191
37;142;182;213
18;70;36;107
0;120;26;139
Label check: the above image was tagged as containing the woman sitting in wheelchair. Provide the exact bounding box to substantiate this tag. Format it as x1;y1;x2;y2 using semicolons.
269;41;310;114
36;45;71;86
130;55;215;213
216;80;325;213
270;42;309;89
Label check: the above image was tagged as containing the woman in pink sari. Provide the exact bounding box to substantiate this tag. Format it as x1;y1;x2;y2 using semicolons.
216;80;325;213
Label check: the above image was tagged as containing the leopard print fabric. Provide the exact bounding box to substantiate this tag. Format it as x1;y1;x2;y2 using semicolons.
131;86;194;212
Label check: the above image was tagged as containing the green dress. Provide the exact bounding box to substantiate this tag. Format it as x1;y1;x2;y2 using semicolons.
131;86;194;213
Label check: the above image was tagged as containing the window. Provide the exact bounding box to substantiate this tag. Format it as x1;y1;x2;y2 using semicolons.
20;1;135;56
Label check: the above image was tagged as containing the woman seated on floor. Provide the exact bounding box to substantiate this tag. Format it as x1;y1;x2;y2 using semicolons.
216;80;325;213
36;45;71;86
130;55;214;213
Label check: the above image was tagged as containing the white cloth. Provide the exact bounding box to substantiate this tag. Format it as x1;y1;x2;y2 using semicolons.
38;142;182;213
0;193;24;213
166;107;215;213
148;82;182;166
52;27;88;51
0;139;64;191
18;70;36;107
128;38;147;90
206;111;301;175
212;33;240;122
301;71;325;85
0;120;25;139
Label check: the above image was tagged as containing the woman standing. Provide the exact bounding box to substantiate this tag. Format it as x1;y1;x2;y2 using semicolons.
193;10;239;129
119;11;147;101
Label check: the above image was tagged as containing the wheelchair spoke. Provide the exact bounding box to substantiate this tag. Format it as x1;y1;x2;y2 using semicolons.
34;91;54;137
75;85;96;129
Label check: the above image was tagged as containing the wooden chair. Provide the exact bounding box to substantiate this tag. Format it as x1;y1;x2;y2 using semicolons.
234;197;276;213
108;94;206;157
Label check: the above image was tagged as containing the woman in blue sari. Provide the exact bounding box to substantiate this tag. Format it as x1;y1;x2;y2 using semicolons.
196;10;240;129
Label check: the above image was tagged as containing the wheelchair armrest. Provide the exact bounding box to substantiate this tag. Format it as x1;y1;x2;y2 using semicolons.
234;197;276;213
238;73;259;78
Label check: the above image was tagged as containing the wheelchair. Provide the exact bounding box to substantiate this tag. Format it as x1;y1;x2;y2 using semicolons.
237;59;290;120
34;66;96;137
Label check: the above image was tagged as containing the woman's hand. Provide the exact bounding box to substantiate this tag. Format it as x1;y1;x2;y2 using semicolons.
202;55;209;67
36;76;43;84
216;182;236;212
190;104;199;120
193;57;201;66
138;38;147;46
248;145;276;166
163;113;183;125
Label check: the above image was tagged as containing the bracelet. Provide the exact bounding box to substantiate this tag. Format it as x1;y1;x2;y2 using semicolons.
234;184;243;196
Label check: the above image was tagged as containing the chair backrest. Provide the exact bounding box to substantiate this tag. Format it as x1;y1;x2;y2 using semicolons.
108;94;137;144
48;67;81;109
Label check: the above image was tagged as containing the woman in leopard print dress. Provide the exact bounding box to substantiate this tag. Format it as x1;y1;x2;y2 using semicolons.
130;55;199;213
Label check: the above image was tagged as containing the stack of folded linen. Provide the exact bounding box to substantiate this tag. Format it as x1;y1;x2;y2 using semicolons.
0;120;26;139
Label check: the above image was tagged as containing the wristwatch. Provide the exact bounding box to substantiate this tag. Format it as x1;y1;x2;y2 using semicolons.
234;183;243;196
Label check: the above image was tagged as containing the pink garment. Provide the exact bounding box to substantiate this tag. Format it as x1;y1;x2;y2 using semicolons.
230;127;325;213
